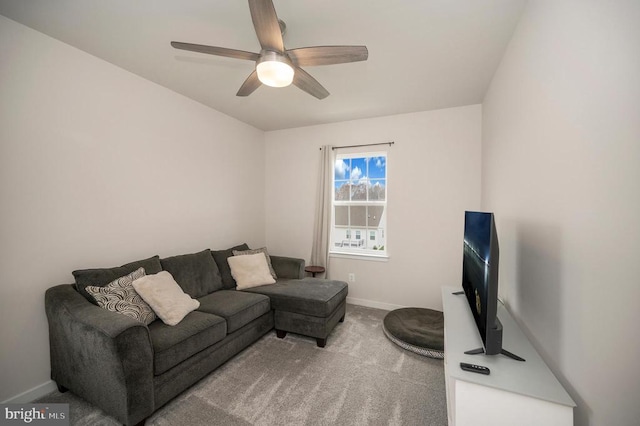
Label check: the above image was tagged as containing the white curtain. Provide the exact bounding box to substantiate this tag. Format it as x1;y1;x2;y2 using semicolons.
310;145;334;277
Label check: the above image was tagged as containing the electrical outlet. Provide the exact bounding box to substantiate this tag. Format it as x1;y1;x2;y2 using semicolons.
348;273;355;282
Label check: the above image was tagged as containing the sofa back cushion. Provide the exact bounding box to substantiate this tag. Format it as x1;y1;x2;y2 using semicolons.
160;249;222;298
73;255;162;303
211;243;249;289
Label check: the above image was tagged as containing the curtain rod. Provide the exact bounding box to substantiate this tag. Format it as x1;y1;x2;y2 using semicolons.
319;141;395;150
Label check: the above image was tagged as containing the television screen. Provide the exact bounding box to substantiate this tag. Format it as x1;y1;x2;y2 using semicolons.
462;211;502;355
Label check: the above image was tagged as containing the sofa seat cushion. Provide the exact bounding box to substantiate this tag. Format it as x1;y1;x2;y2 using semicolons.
148;311;226;375
241;278;348;318
197;290;270;334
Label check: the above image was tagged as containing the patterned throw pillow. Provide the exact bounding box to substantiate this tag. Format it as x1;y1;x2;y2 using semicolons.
232;247;277;279
85;267;157;325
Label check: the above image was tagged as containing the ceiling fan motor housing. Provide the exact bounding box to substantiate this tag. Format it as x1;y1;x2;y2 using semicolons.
256;50;295;87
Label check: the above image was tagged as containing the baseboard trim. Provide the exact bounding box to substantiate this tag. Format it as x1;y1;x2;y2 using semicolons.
1;380;57;404
346;297;406;311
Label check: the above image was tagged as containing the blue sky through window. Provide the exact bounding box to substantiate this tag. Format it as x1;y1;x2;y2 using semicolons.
334;155;387;200
334;156;386;182
334;158;350;180
349;158;366;183
368;156;386;179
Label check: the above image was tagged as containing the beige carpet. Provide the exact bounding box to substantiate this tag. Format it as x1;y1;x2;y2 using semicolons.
37;304;447;425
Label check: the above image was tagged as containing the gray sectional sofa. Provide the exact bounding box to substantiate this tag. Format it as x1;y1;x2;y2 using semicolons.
44;244;347;426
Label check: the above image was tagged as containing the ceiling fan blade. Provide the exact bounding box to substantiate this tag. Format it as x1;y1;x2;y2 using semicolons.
248;0;284;52
236;70;262;96
171;41;259;61
292;67;329;100
287;46;368;67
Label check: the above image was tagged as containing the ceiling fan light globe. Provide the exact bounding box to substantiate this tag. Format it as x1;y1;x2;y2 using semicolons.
256;60;294;87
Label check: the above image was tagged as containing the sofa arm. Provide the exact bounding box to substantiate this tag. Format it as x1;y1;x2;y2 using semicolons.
45;285;154;425
270;256;305;279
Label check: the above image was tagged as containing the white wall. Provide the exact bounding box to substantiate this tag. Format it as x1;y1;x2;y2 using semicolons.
0;16;265;402
482;1;640;425
265;105;481;310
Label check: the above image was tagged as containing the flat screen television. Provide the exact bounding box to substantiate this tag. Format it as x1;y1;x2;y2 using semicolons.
461;211;524;361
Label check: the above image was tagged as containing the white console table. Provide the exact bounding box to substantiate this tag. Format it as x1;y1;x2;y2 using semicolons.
442;287;575;426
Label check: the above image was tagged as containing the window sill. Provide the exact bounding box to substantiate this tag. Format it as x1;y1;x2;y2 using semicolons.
329;251;389;262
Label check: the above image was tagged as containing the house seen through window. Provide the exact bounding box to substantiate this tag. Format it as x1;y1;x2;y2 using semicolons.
331;152;387;256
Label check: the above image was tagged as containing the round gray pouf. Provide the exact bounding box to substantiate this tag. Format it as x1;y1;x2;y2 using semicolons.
382;308;444;359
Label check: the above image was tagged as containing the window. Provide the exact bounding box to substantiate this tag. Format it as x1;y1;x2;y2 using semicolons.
331;152;387;256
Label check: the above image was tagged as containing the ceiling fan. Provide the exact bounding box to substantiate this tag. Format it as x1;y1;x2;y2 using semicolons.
171;0;368;99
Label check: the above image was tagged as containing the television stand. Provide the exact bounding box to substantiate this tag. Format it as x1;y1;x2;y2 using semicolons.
464;347;526;362
442;287;575;426
451;289;526;361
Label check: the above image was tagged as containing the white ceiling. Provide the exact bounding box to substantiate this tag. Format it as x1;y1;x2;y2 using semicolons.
0;0;526;131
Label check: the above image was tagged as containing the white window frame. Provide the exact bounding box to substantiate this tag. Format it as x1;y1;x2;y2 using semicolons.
330;151;388;259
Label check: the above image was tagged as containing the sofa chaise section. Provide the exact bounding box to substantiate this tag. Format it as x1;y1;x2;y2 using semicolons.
245;254;348;347
242;278;347;347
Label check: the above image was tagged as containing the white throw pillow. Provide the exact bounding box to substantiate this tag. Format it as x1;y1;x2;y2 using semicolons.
132;271;200;326
228;253;276;290
232;247;277;279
